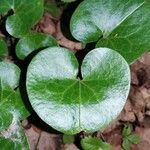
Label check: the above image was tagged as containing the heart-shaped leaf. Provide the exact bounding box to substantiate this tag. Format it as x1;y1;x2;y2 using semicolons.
0;0;44;38
16;32;58;60
70;0;150;63
0;62;29;149
0;39;8;60
26;47;130;134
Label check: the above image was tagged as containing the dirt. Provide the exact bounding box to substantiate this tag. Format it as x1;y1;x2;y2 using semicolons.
34;12;84;51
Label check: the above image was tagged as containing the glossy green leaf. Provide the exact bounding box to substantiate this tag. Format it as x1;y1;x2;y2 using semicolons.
26;47;130;134
16;32;58;60
70;0;150;63
0;62;29;149
0;39;8;59
81;136;113;150
0;0;44;38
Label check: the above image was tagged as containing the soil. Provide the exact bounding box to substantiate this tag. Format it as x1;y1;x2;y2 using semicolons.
1;0;150;149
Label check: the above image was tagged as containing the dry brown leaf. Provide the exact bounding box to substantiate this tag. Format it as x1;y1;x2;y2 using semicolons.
55;22;84;51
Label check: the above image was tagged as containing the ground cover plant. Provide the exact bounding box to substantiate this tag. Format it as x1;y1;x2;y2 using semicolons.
0;0;150;149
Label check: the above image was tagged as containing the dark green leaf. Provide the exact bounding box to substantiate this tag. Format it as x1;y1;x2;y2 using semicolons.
0;0;44;38
81;136;113;150
122;139;130;150
26;47;130;134
0;62;29;149
0;122;29;150
0;62;29;130
70;0;150;63
44;3;61;18
63;134;75;144
0;39;8;59
16;32;58;60
62;0;76;2
0;0;12;14
128;134;141;144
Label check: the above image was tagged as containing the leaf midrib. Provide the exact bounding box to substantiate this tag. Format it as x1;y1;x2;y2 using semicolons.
59;79;102;130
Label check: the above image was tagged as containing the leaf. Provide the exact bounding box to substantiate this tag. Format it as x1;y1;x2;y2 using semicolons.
62;0;76;3
0;0;44;38
16;32;58;60
0;114;29;150
122;125;132;137
70;0;150;63
0;62;29;149
122;139;130;150
63;134;75;144
0;39;8;59
44;3;61;18
127;134;141;144
0;133;29;150
81;136;113;150
0;0;12;14
26;47;130;134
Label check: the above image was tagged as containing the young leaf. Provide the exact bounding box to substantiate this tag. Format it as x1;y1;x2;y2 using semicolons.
44;3;61;18
81;136;113;150
0;0;44;38
0;39;8;59
16;32;58;60
70;0;150;63
122;125;132;137
122;139;130;150
127;134;141;144
122;125;141;150
26;47;130;134
0;62;30;149
63;134;75;144
62;0;76;3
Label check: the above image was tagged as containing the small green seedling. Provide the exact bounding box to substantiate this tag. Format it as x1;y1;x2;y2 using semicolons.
122;125;141;150
81;136;113;150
